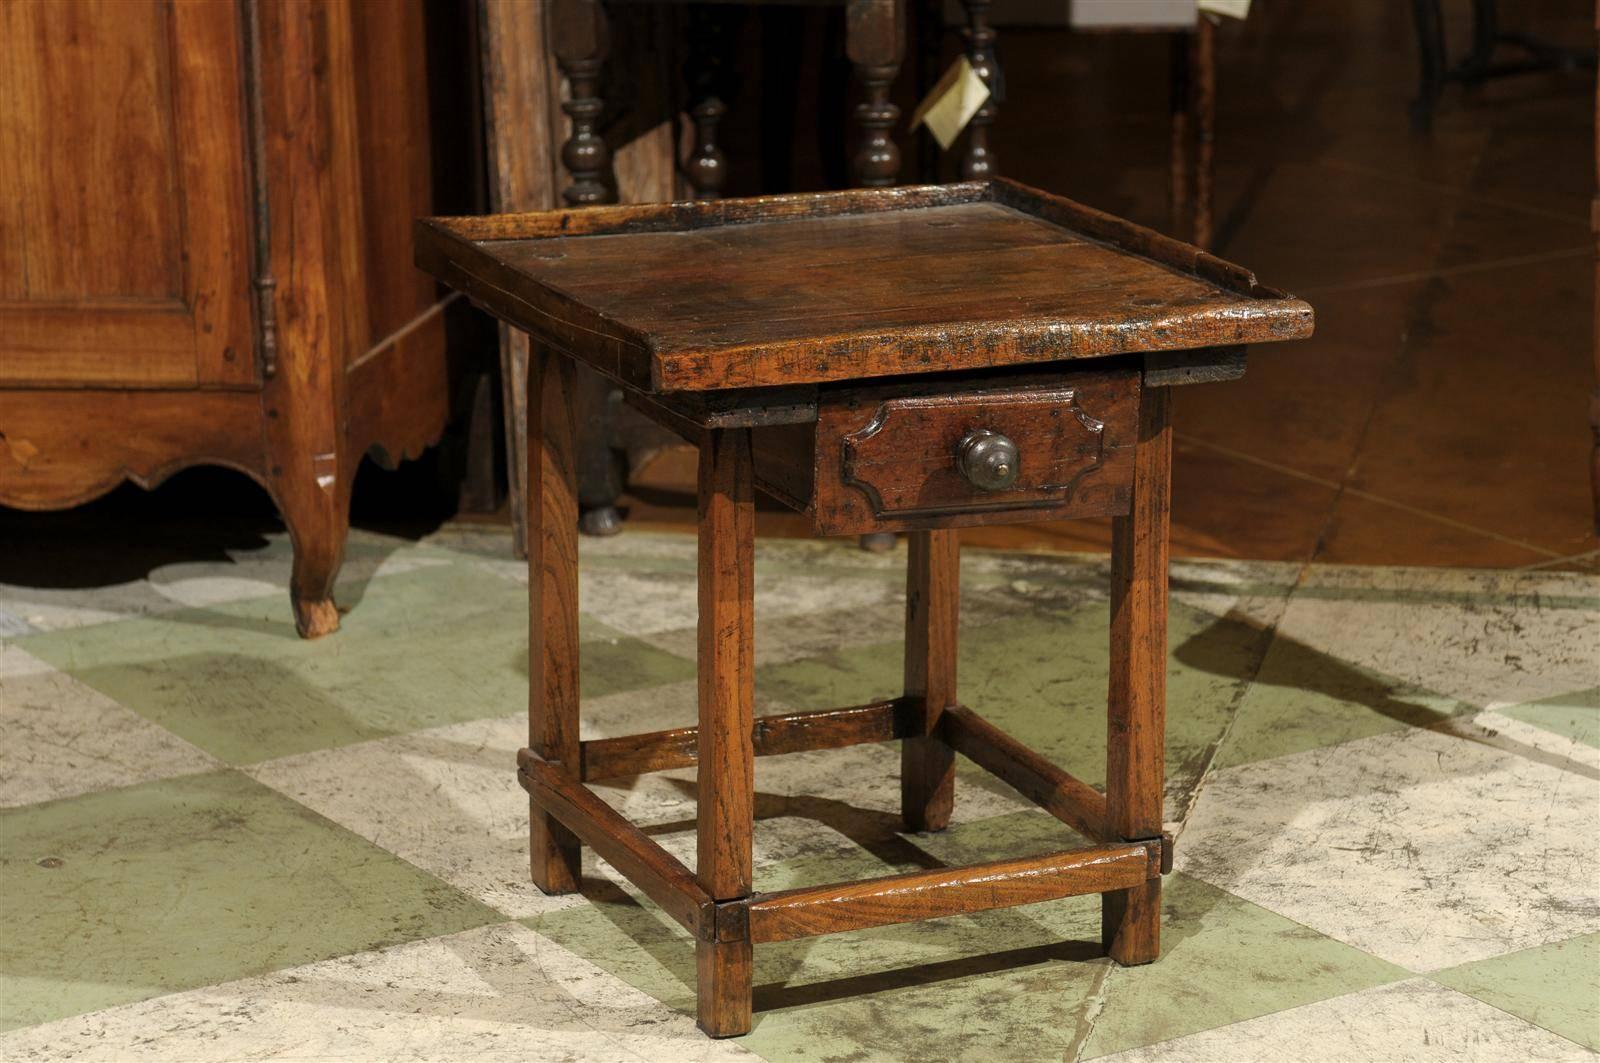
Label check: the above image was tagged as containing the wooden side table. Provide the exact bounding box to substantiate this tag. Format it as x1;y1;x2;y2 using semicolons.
416;179;1313;1037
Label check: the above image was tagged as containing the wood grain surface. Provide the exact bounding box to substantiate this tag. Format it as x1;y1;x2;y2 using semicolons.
695;426;757;1037
901;529;960;831
940;704;1112;841
1102;386;1172;966
413;178;1314;392
812;369;1138;535
580;698;913;781
527;349;583;894
519;752;712;935
746;841;1158;943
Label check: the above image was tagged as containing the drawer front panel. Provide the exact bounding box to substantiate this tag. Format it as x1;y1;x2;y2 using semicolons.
812;370;1138;535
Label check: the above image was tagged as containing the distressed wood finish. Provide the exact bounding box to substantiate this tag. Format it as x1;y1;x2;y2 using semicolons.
1102;386;1172;966
2;0;462;639
746;842;1159;944
581;698;913;781
527;350;584;894
413;180;1313;392
901;529;960;832
940;705;1112;842
419;182;1312;1037
481;0;679;556
696;426;756;1037
812;370;1138;536
520;752;712;933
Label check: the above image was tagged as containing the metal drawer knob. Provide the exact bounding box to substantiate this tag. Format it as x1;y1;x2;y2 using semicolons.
956;428;1020;491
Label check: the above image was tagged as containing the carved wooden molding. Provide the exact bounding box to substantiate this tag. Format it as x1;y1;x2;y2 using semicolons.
839;384;1117;523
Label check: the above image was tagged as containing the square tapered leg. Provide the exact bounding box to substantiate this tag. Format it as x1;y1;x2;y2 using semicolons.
695;427;757;1037
528;348;582;894
1102;387;1171;964
901;529;960;832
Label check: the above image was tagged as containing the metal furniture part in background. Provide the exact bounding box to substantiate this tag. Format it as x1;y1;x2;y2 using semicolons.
1410;0;1597;130
415;178;1314;1038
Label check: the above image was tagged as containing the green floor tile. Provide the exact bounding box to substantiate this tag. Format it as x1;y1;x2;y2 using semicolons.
1208;630;1474;770
1494;687;1600;749
0;770;499;1031
1431;933;1600;1050
530;811;1113;1062
758;596;1272;803
530;808;1406;1061
1080;873;1410;1058
16;563;694;763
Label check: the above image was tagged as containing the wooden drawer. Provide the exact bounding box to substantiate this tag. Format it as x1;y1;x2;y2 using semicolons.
752;369;1140;536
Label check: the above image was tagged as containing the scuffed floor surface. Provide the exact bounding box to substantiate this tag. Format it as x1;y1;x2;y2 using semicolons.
1;526;1595;1062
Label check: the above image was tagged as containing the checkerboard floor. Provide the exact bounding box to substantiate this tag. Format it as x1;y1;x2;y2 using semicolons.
2;526;1595;1061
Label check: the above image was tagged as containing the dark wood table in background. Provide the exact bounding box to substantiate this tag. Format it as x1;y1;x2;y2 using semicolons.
416;178;1312;1036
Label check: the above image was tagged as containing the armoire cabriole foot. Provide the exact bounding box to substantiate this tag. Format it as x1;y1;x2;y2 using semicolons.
417;178;1313;1037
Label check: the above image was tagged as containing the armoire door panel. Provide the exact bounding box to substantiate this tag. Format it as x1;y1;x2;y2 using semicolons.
0;0;256;388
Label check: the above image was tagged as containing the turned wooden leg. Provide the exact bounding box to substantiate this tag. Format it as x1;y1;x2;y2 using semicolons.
847;0;904;187
683;4;739;200
696;426;756;1038
553;0;612;207
529;349;583;895
1102;386;1171;965
958;0;998;179
552;0;626;536
902;529;959;832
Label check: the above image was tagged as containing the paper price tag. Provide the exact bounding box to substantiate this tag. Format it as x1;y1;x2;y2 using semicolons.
1197;0;1251;18
909;56;992;151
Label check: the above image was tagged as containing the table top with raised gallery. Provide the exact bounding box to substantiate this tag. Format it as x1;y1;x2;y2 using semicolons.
415;179;1313;539
412;177;1316;1039
413;178;1312;395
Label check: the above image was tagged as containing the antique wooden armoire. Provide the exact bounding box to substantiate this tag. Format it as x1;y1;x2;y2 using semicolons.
0;0;469;636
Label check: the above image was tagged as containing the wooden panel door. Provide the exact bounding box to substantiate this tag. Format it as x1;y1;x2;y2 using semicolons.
0;0;256;388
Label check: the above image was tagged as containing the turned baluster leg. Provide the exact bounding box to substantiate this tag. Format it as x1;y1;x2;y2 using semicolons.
695;427;756;1038
848;1;905;553
553;0;613;206
683;5;739;199
959;0;997;179
528;350;583;895
902;529;960;832
847;0;903;187
1102;387;1171;965
552;0;624;535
